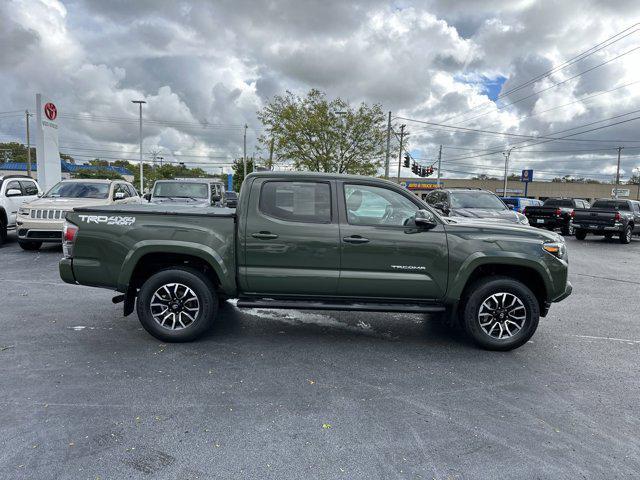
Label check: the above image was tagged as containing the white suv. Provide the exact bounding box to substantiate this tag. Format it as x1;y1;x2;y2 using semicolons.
0;175;42;245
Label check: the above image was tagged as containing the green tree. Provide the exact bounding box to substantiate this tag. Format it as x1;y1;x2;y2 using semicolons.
257;89;386;176
73;167;123;180
231;158;254;191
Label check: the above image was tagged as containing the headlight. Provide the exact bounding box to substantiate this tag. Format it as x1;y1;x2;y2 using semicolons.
518;214;529;225
543;241;566;259
18;207;30;216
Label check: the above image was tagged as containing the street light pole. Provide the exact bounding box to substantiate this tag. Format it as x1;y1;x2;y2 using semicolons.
436;144;442;187
397;124;406;183
614;146;623;198
384;111;391;179
131;100;146;193
243;124;248;178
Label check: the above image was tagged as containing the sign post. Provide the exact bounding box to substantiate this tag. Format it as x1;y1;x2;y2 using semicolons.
520;169;533;197
35;94;62;192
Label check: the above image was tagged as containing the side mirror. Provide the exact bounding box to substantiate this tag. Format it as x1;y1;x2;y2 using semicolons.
143;193;151;202
414;209;438;230
433;202;449;215
114;192;126;200
211;194;222;204
6;188;22;197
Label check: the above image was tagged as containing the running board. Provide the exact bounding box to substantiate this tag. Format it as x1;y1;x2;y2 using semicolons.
236;297;445;313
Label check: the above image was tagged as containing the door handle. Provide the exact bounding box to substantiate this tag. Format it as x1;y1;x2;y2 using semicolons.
343;235;370;244
251;231;279;240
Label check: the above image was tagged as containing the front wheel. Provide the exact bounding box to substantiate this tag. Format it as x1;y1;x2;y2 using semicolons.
461;277;540;351
0;218;6;245
18;240;42;251
619;225;632;244
575;229;587;240
136;268;218;342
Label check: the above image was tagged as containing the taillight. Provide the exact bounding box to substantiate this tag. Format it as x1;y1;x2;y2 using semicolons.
522;207;527;215
570;210;575;218
614;212;621;222
62;220;78;258
555;208;562;216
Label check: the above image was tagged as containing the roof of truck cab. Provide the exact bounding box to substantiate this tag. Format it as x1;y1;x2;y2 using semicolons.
245;171;402;184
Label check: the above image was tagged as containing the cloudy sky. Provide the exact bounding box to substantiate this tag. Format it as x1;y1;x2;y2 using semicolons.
1;0;640;180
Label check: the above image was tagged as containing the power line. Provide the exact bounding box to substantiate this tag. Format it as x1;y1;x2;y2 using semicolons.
441;24;640;124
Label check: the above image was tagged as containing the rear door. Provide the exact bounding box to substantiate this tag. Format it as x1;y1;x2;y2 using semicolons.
337;181;448;300
242;178;340;296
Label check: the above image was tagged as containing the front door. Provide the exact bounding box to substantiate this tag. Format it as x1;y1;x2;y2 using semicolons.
242;178;340;296
3;179;25;227
337;182;448;300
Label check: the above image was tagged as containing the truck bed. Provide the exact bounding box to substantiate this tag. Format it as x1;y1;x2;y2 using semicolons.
65;204;237;294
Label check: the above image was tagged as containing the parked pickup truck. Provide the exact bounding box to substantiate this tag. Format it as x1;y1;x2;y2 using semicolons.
524;198;591;236
59;172;572;351
573;199;640;243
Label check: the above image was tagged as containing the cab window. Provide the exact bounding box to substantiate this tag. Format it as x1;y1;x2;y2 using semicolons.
20;180;39;196
344;184;418;226
259;181;331;223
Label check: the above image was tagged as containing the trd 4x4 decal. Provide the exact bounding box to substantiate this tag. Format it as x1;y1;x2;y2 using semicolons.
78;215;136;226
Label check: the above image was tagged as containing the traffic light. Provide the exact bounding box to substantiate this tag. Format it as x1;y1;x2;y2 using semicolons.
411;162;418;174
419;166;426;177
403;155;410;169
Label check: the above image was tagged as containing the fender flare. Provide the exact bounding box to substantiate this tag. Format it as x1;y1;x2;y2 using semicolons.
117;240;233;294
445;252;552;303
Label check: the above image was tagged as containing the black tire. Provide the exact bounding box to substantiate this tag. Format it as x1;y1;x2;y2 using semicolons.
136;267;218;342
560;221;574;236
18;240;42;251
461;276;540;351
619;225;632;244
574;229;587;240
0;218;6;245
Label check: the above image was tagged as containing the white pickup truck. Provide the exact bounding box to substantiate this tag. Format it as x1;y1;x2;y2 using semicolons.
0;174;41;245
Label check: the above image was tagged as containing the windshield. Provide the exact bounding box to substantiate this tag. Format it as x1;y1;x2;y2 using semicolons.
153;182;208;199
544;199;574;207
450;191;507;210
45;182;110;199
592;200;630;211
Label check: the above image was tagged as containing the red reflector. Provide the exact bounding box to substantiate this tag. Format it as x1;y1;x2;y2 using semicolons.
64;223;78;242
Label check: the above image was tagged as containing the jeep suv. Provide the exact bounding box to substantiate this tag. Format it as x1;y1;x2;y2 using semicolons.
16;179;140;250
0;175;41;245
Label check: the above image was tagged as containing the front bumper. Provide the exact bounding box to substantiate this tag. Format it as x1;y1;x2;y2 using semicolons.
16;215;65;242
554;280;572;302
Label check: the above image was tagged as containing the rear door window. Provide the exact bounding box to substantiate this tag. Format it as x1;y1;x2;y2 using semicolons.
259;181;331;223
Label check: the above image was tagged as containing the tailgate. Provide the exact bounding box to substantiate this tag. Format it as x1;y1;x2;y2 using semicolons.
573;209;617;227
525;207;559;222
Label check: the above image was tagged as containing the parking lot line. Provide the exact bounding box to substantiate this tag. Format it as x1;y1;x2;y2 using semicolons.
574;334;640;344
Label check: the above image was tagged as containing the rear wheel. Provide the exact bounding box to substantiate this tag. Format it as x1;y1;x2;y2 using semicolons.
18;240;42;251
461;276;540;351
136;267;217;342
574;229;587;240
560;221;574;236
619;225;632;244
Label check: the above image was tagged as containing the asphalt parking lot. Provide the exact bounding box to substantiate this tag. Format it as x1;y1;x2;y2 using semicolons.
1;232;639;479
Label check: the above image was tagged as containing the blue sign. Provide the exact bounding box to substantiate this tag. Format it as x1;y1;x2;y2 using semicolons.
227;174;233;191
521;169;533;182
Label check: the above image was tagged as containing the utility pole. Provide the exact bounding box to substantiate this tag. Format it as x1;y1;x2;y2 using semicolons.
131;100;146;193
243;124;248;178
436;145;442;187
397;124;406;183
25;110;32;177
502;148;513;197
384;111;391;179
614;146;623;198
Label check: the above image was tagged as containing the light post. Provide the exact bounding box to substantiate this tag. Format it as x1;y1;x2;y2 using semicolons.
131;100;146;192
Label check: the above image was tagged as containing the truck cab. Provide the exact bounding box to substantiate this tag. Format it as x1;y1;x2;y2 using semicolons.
0;175;41;245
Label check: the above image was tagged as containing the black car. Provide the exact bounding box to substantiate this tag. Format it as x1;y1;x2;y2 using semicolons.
424;188;530;225
573;199;640;243
523;198;590;236
225;190;238;208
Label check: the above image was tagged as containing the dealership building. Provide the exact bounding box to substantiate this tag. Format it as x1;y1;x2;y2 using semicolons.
399;178;639;202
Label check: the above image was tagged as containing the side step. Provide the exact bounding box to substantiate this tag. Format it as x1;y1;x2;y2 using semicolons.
236;297;445;313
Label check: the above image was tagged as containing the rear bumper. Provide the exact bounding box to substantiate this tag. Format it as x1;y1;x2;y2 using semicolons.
59;258;76;284
572;222;623;232
528;218;566;228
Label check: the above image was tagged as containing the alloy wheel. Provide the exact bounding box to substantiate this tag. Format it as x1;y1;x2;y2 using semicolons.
477;292;527;340
150;283;200;330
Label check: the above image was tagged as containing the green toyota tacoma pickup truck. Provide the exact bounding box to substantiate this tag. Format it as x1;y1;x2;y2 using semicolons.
59;172;571;350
